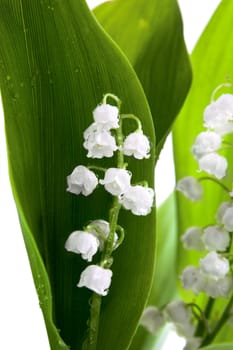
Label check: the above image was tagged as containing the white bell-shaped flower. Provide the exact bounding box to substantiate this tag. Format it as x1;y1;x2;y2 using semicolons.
99;168;131;196
222;206;233;231
200;251;230;279
67;165;98;196
176;176;203;201
122;131;150;159
191;131;222;160
216;201;233;223
181;227;204;251
83;125;118;159
120;185;154;216
140;306;165;335
204;94;233;135
65;231;99;262
165;301;195;338
198;153;227;179
93;103;119;130
180;266;204;295
202;225;230;251
87;219;118;251
203;274;233;298
77;265;112;296
165;300;192;325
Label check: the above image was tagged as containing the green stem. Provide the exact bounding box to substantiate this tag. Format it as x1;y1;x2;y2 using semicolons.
200;293;233;346
83;96;125;349
121;113;142;131
198;176;231;194
82;293;102;350
194;299;213;337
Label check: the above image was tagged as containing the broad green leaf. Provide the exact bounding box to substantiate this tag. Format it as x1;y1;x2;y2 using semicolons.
94;0;192;151
199;345;233;350
0;0;156;349
129;193;179;350
172;0;233;341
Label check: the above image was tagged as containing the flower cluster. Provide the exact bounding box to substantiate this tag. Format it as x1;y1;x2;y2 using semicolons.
140;301;201;350
65;94;154;296
180;199;233;298
191;93;233;179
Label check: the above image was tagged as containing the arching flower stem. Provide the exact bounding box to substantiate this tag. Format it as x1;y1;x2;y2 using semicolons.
121;113;142;132
198;176;231;194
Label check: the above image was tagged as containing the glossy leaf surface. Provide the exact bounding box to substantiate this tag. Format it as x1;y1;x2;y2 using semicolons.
0;0;156;349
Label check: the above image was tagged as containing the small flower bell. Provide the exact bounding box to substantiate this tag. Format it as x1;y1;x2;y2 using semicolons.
140;306;165;335
123;131;150;159
202;225;230;251
77;265;113;296
65;231;99;262
176;176;203;201
67;165;98;196
191;131;222;160
120;185;154;216
181;227;204;251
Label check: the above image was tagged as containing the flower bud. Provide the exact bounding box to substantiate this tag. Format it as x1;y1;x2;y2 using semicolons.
77;265;112;296
176;177;203;201
65;231;99;261
67;165;98;196
216;201;233;223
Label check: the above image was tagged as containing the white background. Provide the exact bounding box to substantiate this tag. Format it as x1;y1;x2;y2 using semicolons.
0;1;221;349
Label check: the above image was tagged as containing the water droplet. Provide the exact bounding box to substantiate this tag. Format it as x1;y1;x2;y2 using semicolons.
6;75;11;81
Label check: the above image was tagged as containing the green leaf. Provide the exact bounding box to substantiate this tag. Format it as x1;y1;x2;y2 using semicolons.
0;0;156;349
199;344;233;350
94;0;192;150
129;193;178;350
172;0;233;335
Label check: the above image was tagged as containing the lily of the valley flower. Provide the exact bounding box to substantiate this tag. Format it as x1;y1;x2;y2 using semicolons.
87;219;118;251
140;306;165;335
191;131;222;160
65;231;99;262
180;266;204;295
181;227;204;251
67;165;98;196
83;126;118;158
200;251;230;279
77;265;113;296
176;176;203;201
120;185;154;216
184;337;202;350
204;94;233;135
165;301;195;338
99;168;131;196
198;153;227;179
93;103;119;130
123;131;150;159
202;225;230;252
